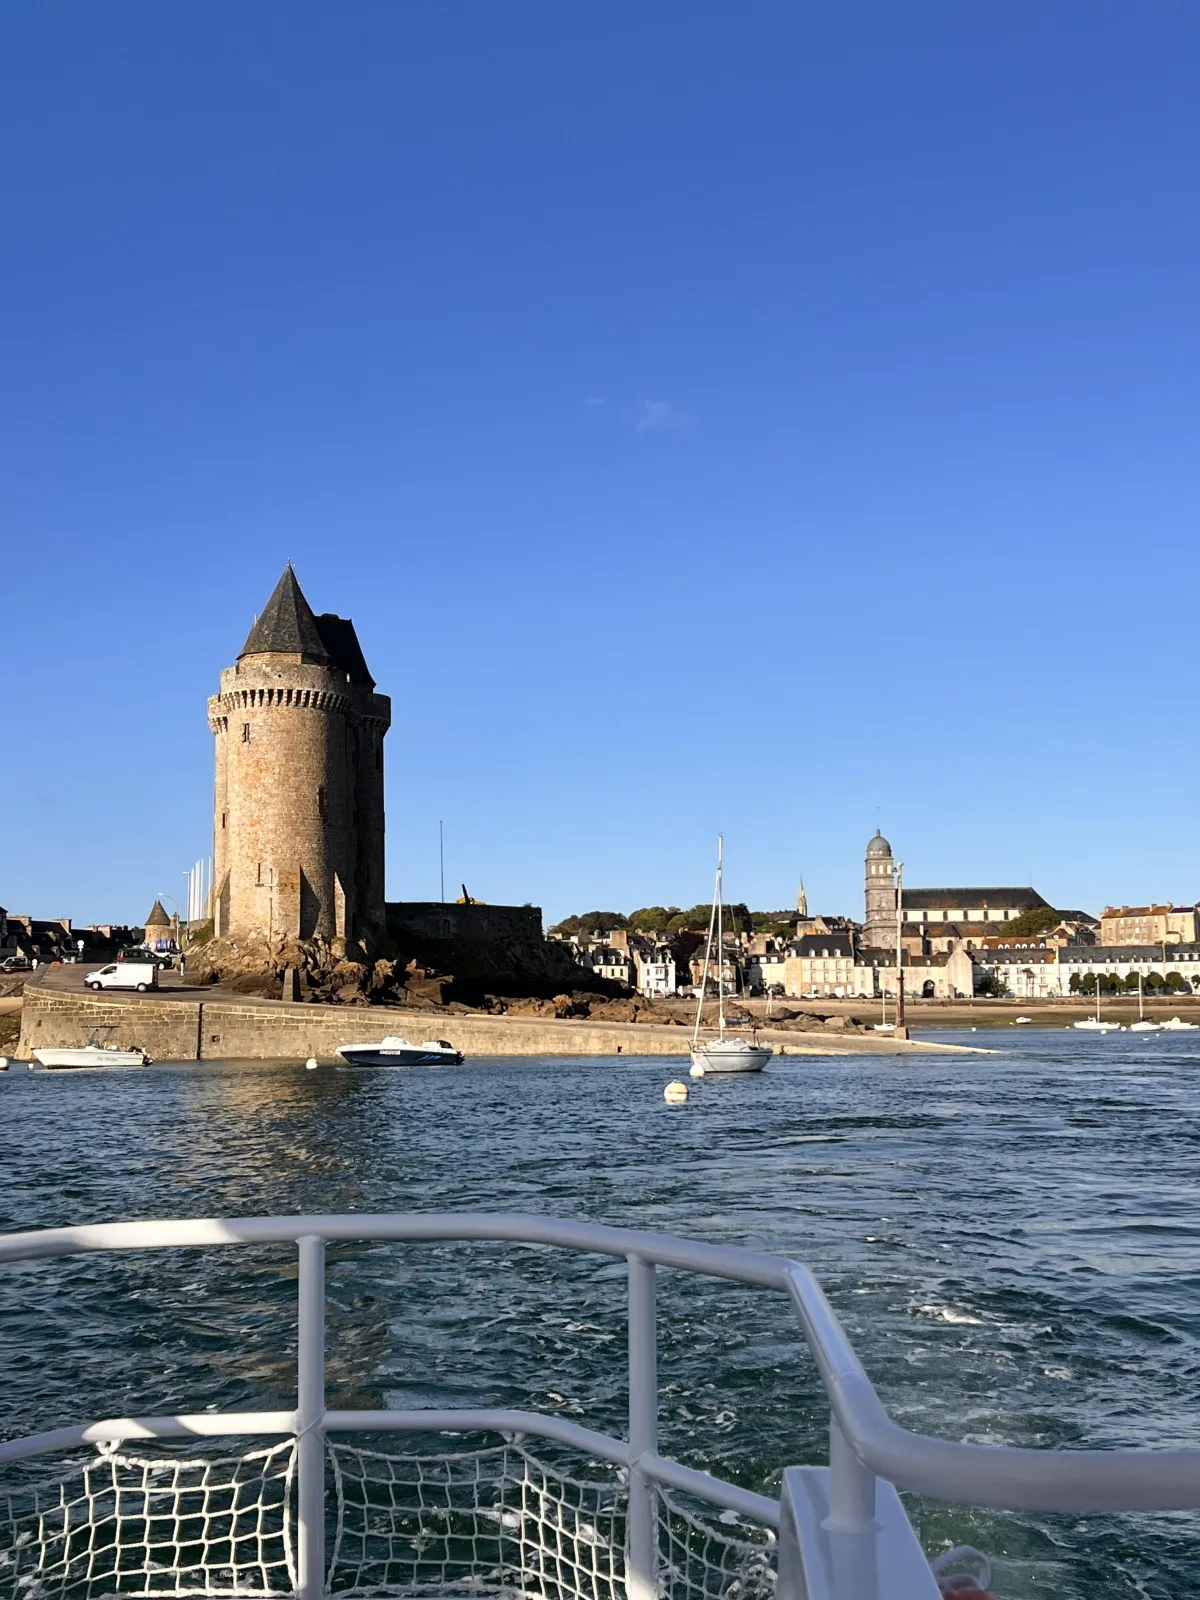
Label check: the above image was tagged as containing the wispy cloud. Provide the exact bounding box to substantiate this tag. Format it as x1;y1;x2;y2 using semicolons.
626;398;693;433
583;396;604;410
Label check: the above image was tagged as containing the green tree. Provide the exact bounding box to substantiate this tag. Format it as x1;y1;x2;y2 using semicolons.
628;906;676;934
1145;970;1165;991
1078;972;1097;995
1122;971;1142;991
1069;972;1082;994
999;906;1061;937
548;910;629;936
1165;970;1188;992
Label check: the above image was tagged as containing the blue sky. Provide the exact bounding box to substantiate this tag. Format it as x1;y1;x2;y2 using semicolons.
3;2;1199;928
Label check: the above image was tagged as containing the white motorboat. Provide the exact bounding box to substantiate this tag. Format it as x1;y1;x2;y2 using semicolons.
32;1044;150;1069
1161;1016;1199;1030
689;837;772;1075
336;1035;465;1067
1014;1016;1032;1024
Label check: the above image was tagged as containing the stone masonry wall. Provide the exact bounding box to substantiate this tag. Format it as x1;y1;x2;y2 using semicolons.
17;985;954;1060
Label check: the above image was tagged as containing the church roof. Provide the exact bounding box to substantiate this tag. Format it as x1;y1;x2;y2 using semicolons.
240;567;330;661
144;900;171;928
866;830;892;857
902;887;1049;910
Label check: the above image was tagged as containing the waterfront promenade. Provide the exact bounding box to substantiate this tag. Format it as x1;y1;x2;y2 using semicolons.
16;966;981;1060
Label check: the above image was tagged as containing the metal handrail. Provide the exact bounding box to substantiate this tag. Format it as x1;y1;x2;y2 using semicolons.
1;1210;1197;1549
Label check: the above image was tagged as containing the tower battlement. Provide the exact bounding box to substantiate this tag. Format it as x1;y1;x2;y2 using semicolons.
209;567;391;945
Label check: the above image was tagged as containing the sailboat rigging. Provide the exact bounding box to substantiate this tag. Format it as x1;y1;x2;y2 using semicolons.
690;836;773;1075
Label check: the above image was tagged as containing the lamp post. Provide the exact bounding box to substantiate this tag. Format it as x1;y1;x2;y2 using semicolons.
158;893;182;953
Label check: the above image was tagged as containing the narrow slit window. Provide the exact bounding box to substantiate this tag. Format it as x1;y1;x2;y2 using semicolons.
242;723;251;743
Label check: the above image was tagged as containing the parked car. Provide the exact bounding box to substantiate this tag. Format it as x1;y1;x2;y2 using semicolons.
0;955;32;973
118;948;173;969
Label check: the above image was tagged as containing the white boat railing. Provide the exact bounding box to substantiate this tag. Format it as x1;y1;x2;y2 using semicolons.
1;1211;1198;1600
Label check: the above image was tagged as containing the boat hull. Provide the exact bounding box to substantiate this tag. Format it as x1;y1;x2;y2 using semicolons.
32;1047;150;1069
336;1044;465;1067
690;1041;772;1074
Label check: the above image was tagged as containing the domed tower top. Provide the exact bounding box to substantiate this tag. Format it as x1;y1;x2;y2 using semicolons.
863;829;896;950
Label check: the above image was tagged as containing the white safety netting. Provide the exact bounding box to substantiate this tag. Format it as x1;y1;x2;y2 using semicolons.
327;1439;624;1599
327;1437;776;1600
654;1489;775;1600
0;1442;295;1599
0;1437;777;1600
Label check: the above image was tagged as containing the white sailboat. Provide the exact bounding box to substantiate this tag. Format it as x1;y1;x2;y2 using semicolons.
1073;980;1124;1031
1129;973;1161;1032
690;837;772;1075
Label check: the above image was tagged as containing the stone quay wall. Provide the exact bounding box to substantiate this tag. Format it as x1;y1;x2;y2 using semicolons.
17;984;973;1061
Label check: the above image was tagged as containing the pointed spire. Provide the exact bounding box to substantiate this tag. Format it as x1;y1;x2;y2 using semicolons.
239;566;330;660
145;900;171;928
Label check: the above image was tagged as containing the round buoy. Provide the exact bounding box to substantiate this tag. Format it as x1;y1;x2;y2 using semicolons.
305;1058;319;1070
689;1062;705;1078
664;1080;689;1103
0;1057;9;1071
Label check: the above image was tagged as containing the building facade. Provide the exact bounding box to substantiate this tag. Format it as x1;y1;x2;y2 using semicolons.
1098;904;1199;947
784;933;857;997
208;567;392;944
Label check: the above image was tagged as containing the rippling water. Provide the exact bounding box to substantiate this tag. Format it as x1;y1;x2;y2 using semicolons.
1;1031;1198;1597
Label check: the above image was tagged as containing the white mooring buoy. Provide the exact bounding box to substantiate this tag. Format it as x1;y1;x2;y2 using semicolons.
305;1058;319;1070
689;1062;705;1078
664;1080;689;1103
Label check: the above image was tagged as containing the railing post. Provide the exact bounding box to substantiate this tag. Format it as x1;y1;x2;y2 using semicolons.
824;1419;875;1533
823;1419;878;1600
296;1234;326;1600
626;1252;658;1600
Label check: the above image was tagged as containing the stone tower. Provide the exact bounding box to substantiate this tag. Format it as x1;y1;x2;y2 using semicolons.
208;567;391;945
863;830;896;950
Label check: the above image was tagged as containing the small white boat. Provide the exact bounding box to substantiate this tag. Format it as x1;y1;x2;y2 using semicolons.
691;1036;773;1075
688;836;771;1076
1128;974;1161;1032
1014;1016;1032;1024
336;1035;465;1067
1161;1016;1199;1030
32;1044;150;1069
1073;986;1123;1032
872;1022;896;1032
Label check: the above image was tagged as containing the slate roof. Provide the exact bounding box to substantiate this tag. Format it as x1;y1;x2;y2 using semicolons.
902;887;1049;910
314;612;375;688
793;934;855;958
240;567;330;661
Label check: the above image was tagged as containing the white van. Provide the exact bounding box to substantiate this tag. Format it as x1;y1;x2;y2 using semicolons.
86;963;159;993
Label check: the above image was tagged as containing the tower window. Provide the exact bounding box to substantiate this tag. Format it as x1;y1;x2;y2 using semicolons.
318;785;326;818
376;748;382;771
221;812;227;830
242;723;251;743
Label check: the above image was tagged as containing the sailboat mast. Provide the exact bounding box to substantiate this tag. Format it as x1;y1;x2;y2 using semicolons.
692;844;721;1048
717;834;726;1038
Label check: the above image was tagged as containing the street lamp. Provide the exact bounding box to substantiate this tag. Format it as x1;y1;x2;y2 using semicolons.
158;892;182;952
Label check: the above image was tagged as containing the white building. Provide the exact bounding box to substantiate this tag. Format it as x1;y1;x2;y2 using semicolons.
633;944;677;997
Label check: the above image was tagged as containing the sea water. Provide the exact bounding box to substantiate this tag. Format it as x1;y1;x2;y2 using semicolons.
1;1031;1197;1598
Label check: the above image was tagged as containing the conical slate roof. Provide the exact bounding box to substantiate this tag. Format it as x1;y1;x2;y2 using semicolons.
240;566;330;661
145;900;171;928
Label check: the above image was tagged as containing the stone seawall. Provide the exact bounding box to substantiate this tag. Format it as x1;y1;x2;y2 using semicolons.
18;984;976;1061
